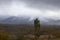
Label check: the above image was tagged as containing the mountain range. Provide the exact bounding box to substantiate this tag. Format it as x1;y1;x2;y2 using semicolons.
0;16;34;24
0;16;60;25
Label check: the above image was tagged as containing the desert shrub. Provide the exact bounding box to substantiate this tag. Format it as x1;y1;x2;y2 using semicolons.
16;33;25;40
52;31;60;38
8;35;17;40
0;32;9;40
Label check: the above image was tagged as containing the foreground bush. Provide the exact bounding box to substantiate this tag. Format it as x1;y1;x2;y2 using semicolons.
0;32;9;40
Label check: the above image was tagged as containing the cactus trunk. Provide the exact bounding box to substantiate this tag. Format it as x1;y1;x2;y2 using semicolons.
34;18;40;40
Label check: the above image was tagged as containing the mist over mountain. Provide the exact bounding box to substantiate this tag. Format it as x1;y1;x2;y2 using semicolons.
0;16;60;25
0;16;34;24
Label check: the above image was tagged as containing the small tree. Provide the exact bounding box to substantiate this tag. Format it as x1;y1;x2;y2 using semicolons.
34;18;40;40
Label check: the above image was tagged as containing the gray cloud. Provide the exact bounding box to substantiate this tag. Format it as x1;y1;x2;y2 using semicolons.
0;0;60;20
20;0;60;10
0;0;60;10
0;0;12;4
19;0;60;20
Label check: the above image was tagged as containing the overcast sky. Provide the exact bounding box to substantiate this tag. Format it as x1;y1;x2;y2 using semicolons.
0;0;60;20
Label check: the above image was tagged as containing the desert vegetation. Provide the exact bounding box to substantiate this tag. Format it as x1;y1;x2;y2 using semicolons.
0;19;60;40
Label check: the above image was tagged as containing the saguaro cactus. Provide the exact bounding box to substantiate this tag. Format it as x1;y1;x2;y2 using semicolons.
34;18;40;40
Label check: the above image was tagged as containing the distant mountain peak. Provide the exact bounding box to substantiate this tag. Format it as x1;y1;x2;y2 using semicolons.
0;16;34;24
0;16;60;25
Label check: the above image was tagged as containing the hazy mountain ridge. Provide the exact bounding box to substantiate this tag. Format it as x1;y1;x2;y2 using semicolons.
0;16;60;25
0;16;34;24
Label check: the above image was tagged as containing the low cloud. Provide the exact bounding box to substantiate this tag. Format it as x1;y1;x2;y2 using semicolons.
0;0;60;20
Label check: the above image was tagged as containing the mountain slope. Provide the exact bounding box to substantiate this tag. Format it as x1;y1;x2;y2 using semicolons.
0;16;60;25
0;16;34;24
